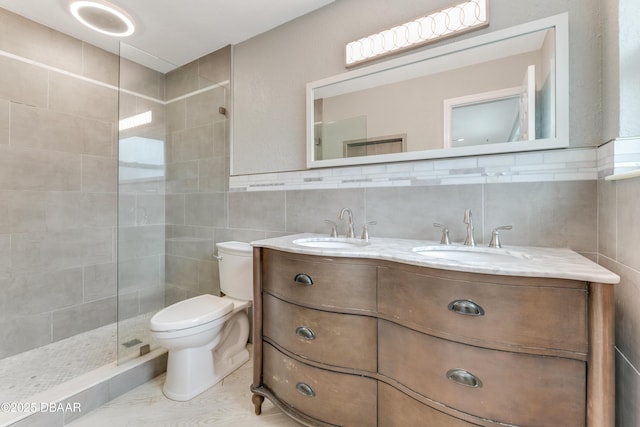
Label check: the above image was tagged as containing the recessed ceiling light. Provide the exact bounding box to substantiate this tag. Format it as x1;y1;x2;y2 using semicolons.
69;0;135;37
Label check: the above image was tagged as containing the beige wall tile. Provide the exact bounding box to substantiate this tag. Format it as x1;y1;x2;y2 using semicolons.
8;191;47;233
165;100;186;133
186;87;226;128
84;262;117;302
170;124;213;162
11;103;113;156
52;297;116;341
198;46;231;87
598;179;617;258
82;43;119;86
119;58;164;100
198;157;226;192
82;155;117;193
366;185;484;242
117;225;165;260
138;285;165;313
0;234;9;273
45;192;116;230
165;254;198;292
0;146;81;191
1;268;83;320
49;73;117;122
0;313;51;358
484;181;597;252
11;228;113;273
165;61;199;100
616;350;640;427
185;193;226;227
0;8;82;74
229;191;285;232
617;177;640;270
118;256;161;292
0;192;9;234
0;56;48;107
165;194;185;225
0;99;9;145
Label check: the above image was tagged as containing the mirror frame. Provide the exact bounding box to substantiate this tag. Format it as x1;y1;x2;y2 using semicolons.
306;13;569;169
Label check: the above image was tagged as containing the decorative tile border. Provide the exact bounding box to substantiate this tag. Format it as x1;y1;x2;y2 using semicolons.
598;137;640;180
230;147;599;191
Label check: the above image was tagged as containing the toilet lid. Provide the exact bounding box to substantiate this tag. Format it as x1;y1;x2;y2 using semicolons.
149;294;233;332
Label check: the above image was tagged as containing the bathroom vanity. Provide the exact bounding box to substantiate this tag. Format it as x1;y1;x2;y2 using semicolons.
250;234;619;426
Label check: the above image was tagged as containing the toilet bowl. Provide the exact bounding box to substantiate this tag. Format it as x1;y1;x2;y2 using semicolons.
149;241;253;401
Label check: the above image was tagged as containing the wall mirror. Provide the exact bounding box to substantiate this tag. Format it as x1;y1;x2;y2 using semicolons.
306;13;568;168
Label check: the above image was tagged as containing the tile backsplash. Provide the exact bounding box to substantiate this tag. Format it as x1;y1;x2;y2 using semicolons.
230;147;598;191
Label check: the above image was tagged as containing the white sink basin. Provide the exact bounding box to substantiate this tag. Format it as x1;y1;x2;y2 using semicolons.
293;237;370;249
412;245;532;263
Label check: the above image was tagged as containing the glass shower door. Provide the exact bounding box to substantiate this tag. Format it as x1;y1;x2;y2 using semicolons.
117;43;175;363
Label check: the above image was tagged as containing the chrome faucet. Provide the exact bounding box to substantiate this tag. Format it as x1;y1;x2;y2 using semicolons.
339;208;355;238
488;225;512;248
433;223;451;245
463;208;476;247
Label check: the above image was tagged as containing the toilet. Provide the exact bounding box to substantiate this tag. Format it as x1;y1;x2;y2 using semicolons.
149;241;253;401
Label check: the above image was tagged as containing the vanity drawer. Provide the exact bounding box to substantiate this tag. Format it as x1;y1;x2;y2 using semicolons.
261;249;377;312
263;342;377;426
378;383;480;427
378;266;587;353
378;320;586;427
263;294;377;371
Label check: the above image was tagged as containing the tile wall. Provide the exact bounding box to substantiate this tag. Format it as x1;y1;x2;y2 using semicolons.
163;47;231;304
0;9;118;358
599;174;640;427
0;7;232;360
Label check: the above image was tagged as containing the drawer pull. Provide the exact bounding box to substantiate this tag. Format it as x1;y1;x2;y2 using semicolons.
295;326;316;340
448;299;485;316
294;273;314;285
446;369;482;388
296;382;316;397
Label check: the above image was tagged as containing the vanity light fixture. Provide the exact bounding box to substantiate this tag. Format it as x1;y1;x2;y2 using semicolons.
69;0;135;37
345;0;489;67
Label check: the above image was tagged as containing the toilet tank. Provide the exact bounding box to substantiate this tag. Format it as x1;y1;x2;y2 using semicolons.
216;241;253;301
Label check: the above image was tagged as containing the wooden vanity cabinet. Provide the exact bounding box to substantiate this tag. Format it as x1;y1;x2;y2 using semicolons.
251;248;615;427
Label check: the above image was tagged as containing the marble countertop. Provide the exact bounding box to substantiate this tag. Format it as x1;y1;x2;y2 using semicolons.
252;233;620;284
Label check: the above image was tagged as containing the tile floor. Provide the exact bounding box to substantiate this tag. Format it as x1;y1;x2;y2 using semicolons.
0;313;154;403
67;348;300;427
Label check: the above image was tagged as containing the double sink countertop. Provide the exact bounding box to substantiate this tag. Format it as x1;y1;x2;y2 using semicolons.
252;233;620;284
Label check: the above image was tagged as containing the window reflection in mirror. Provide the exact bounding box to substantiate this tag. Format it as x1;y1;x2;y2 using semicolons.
307;14;568;168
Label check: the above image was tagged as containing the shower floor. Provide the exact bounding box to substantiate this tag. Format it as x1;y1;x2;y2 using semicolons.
0;313;155;403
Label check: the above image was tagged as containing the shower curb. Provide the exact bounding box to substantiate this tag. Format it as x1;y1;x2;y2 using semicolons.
0;349;168;427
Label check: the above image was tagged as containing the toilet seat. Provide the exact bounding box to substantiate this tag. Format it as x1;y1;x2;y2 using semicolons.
150;294;233;332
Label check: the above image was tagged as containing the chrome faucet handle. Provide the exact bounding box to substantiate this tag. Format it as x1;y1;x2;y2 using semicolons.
488;225;513;248
324;220;338;238
463;208;476;247
339;208;355;238
361;221;377;241
433;223;451;245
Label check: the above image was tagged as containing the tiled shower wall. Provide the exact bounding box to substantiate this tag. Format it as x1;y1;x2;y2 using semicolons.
0;9;118;358
163;47;231;304
0;7;232;359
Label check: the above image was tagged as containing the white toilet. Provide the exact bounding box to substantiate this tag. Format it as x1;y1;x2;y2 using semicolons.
149;241;253;401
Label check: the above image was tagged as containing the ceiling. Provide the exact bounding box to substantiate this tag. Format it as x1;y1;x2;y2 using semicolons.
0;0;335;72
